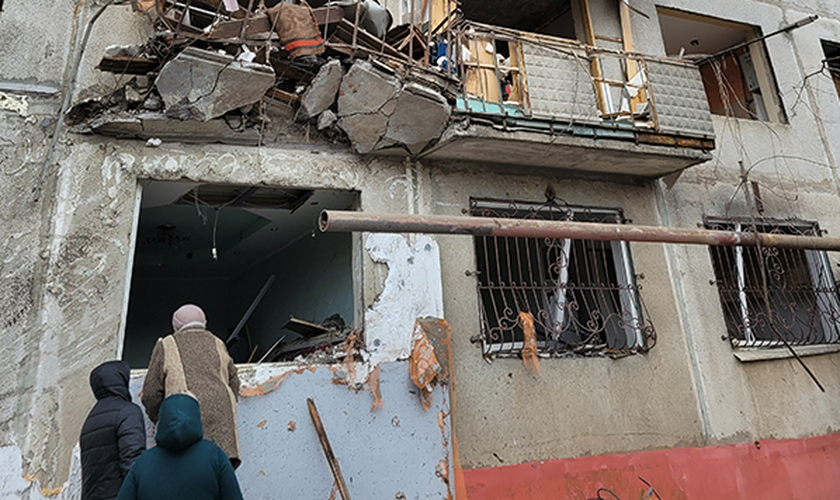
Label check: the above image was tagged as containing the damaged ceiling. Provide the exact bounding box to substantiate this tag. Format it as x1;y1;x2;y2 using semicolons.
136;181;357;279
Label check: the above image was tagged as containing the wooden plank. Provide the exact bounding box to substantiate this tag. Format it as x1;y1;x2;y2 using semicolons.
464;36;500;103
207;6;343;40
430;0;457;34
96;56;160;74
312;5;344;26
207;14;270;39
265;87;299;103
619;0;647;110
594;34;623;44
579;0;606;113
283;317;330;337
636;132;676;146
507;40;524;104
307;399;352;500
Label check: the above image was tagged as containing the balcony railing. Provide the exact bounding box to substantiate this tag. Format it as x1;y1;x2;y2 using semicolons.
444;22;715;145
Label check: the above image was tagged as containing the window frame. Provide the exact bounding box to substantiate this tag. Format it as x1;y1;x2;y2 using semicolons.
705;217;840;348
656;7;786;123
471;199;652;357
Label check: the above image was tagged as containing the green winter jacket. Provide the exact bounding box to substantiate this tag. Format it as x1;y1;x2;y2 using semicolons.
117;394;243;500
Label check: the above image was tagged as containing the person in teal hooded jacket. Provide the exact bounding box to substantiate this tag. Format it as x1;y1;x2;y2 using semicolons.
116;394;243;500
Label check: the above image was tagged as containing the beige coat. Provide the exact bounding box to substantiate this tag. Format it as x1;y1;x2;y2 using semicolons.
141;327;241;468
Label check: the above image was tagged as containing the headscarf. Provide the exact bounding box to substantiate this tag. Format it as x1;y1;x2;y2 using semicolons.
172;304;207;332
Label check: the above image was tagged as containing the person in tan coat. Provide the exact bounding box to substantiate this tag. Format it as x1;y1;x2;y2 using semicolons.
141;304;242;468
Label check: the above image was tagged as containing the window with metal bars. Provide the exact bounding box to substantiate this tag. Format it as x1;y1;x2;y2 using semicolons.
470;199;654;357
706;218;840;347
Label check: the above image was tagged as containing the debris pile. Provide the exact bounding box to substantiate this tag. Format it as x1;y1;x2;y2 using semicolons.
71;0;460;154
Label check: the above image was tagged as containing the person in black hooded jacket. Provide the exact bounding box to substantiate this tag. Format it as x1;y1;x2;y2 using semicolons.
80;360;146;500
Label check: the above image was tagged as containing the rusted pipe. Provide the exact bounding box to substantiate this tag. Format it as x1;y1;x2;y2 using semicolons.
319;210;840;251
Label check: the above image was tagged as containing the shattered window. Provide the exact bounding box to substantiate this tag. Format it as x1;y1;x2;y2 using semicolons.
658;8;785;122
470;199;654;358
123;181;359;367
821;40;840;101
706;218;840;348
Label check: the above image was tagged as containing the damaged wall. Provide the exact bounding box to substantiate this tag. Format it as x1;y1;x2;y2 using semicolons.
431;165;706;469
0;127;450;493
127;361;452;499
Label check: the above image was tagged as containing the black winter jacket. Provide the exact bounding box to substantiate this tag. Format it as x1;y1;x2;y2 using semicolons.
80;361;146;500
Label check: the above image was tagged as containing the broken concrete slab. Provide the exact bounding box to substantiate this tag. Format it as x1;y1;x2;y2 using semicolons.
337;59;400;117
380;82;450;155
317;110;337;131
338;111;389;153
155;47;275;121
299;59;343;120
88;112;262;145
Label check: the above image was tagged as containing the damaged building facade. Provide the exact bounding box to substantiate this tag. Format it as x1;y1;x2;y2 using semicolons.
3;0;840;497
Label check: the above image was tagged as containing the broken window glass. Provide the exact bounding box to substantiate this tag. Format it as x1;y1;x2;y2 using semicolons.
470;199;654;358
706;218;840;347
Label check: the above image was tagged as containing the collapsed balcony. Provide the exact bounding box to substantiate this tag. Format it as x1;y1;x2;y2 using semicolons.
75;0;715;180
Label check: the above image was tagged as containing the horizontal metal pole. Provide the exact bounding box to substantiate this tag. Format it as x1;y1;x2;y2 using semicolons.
319;210;840;251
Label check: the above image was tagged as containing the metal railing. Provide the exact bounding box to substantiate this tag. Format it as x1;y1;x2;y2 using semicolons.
706;218;840;347
443;21;714;139
469;199;655;358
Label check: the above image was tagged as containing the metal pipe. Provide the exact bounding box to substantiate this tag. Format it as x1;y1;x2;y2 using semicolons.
319;210;840;251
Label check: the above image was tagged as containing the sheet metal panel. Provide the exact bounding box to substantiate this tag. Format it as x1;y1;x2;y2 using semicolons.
646;60;715;138
520;41;600;123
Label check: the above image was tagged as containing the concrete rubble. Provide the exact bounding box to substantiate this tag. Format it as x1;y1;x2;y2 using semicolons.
156;47;275;121
67;0;458;156
299;59;344;120
336;60;451;155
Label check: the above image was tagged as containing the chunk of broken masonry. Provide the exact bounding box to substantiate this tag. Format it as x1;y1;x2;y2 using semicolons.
336;60;451;155
300;59;344;120
378;82;450;155
317;110;338;130
155;47;275;122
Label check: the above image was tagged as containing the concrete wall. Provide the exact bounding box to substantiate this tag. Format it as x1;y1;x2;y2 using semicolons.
431;165;705;470
442;0;840;474
0;121;451;493
646;0;840;445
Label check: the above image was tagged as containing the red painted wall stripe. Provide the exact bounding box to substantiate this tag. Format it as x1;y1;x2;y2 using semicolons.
462;433;840;499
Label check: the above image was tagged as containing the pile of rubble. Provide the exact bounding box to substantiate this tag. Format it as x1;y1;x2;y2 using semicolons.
71;0;461;154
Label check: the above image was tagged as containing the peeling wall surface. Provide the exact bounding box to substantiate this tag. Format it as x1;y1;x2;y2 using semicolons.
128;363;452;500
4;0;840;497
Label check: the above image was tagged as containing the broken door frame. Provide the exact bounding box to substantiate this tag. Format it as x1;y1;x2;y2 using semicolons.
118;179;365;364
116;180;145;360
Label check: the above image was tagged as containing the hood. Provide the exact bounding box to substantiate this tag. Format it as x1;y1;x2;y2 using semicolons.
156;394;204;452
90;360;131;401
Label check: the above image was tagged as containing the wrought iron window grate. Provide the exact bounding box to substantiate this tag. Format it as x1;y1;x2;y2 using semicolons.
706;218;840;347
470;199;655;357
